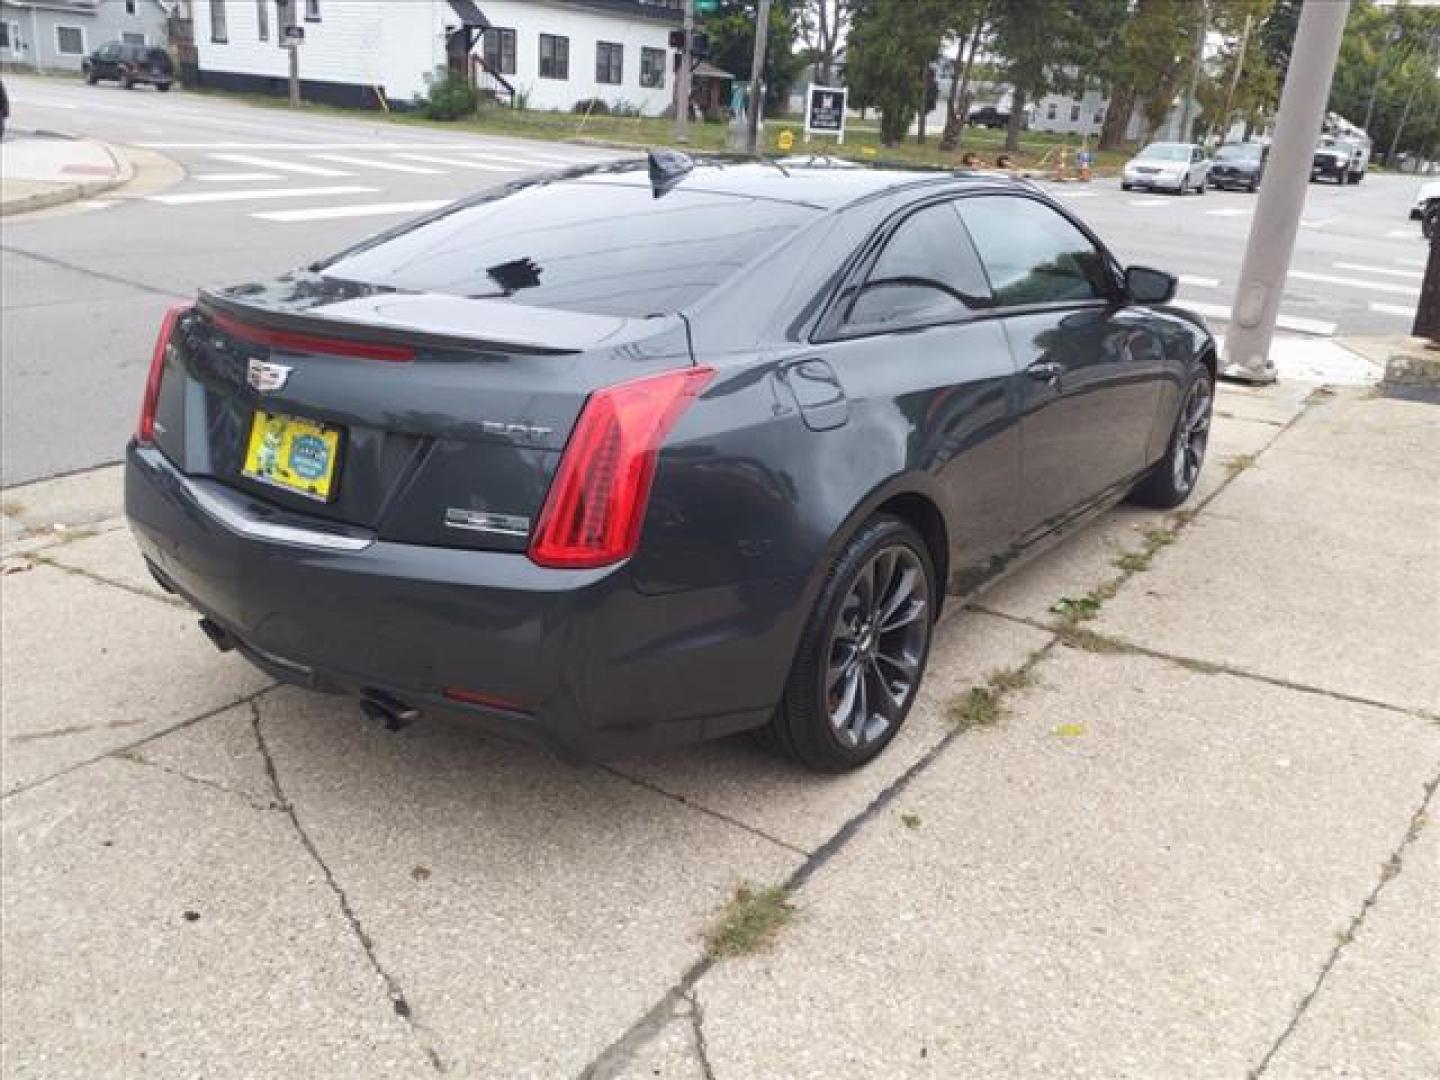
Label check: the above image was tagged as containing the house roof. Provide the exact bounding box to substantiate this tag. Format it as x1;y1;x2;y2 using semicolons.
448;0;489;28
550;0;683;25
692;61;734;81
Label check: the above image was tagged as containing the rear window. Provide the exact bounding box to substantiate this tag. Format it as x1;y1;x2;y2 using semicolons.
319;180;821;317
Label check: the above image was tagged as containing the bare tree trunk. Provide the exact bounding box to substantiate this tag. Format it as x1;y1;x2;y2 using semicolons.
1004;86;1026;151
1099;83;1133;150
941;11;985;152
917;58;929;143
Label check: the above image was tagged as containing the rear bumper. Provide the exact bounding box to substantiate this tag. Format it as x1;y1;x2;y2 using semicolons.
125;443;797;759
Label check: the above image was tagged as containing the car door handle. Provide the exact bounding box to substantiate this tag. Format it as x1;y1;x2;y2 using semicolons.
1025;360;1065;382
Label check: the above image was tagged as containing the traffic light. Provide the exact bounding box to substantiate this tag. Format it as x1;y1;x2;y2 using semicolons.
667;29;711;59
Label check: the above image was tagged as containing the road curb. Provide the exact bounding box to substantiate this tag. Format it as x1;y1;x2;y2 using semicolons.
0;138;137;217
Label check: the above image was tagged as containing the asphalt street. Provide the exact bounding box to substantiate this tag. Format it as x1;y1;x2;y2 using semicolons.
1;73;1431;486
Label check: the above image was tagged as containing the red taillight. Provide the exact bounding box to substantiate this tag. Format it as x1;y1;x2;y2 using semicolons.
209;310;415;363
443;687;528;713
138;303;190;443
529;367;714;569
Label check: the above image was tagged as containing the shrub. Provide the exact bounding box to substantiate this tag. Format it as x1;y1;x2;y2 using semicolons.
420;74;479;120
609;99;642;118
572;97;610;116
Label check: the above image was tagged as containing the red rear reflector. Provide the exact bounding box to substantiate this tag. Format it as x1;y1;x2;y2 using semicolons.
529;367;714;569
138;303;190;443
209;310;414;363
443;687;528;713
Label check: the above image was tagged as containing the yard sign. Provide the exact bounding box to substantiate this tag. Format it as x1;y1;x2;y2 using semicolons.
804;85;847;145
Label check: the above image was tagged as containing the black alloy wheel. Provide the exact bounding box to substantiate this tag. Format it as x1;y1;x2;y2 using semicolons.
766;516;935;771
1130;371;1214;509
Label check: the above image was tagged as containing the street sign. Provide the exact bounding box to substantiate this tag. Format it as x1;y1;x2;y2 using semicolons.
804;85;847;145
695;0;720;11
284;24;304;43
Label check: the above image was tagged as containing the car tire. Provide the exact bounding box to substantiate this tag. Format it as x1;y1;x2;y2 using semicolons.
1195;177;1206;195
1121;182;1132;191
157;82;172;92
121;73;135;89
1129;368;1214;510
764;515;936;772
1248;178;1259;193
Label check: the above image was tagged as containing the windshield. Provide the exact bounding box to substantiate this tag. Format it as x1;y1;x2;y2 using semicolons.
1137;144;1191;162
1214;145;1260;162
320;180;821;317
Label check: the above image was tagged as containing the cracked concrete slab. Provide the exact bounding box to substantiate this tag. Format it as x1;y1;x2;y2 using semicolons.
130;701;280;811
0;563;271;795
1095;395;1440;715
612;997;708;1080
1212;380;1313;428
253;687;799;1078
0;464;123;554
38;524;176;603
686;648;1440;1080
0;758;438;1079
977;413;1281;625
610;610;1052;854
1266;797;1440;1080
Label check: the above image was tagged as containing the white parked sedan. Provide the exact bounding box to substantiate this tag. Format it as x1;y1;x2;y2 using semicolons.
1122;142;1212;195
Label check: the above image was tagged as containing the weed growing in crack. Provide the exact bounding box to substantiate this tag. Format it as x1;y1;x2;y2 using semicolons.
987;667;1035;695
1114;550;1152;573
705;884;795;959
1224;452;1257;478
950;686;1004;729
1051;595;1102;621
1055;624;1129;654
901;812;922;829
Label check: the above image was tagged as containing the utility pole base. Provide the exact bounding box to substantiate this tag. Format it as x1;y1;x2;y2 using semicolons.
1220;360;1278;385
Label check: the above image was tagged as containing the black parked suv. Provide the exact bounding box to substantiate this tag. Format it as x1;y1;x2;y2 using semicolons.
1208;142;1267;192
84;41;174;91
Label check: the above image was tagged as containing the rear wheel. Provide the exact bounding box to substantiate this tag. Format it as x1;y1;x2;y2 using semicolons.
157;82;172;92
85;69;99;85
764;516;935;772
1130;370;1214;509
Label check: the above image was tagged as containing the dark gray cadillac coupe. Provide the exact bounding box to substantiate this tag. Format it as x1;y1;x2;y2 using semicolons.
126;155;1214;772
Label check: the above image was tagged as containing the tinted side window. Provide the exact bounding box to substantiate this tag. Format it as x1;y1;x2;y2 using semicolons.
957;196;1113;307
844;201;992;332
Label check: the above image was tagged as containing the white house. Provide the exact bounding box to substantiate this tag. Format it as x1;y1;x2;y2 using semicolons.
1;0;172;72
190;0;682;114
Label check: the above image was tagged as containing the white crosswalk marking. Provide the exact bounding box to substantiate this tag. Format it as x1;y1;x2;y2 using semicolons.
1331;261;1422;281
458;150;597;168
1287;270;1419;297
1177;298;1337;337
1052;190;1098;199
394;153;522;172
1179;275;1220;289
149;185;378;206
1204;208;1249;217
252;200;452;223
208;152;354;177
193;172;281;181
1396;257;1426;268
1128;198;1169;207
308;153;444;175
1368;302;1415;317
1385;228;1415;238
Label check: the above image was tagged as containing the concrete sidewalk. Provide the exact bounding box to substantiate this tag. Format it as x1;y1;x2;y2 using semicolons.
0;132;134;215
1;382;1436;1078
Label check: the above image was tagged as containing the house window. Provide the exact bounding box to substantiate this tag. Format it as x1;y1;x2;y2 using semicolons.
304;0;320;21
640;46;664;89
1095;108;1105;123
539;33;568;79
1070;104;1080;122
210;0;228;42
122;31;146;44
0;23;10;49
596;41;622;85
125;0;136;13
256;0;268;39
1046;103;1056;120
55;25;84;55
483;27;515;75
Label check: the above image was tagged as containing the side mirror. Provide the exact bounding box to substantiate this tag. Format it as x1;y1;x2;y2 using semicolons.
1125;266;1177;304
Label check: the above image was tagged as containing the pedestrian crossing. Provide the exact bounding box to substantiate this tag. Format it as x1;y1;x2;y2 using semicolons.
141;140;623;224
1174;255;1422;336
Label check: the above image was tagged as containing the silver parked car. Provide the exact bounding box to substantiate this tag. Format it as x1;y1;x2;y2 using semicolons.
1122;142;1212;195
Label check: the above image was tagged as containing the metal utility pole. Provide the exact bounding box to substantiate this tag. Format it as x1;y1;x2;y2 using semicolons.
288;41;300;107
745;0;773;154
675;0;694;144
1222;0;1350;384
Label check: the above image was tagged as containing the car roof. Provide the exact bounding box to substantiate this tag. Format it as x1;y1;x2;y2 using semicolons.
557;159;1026;211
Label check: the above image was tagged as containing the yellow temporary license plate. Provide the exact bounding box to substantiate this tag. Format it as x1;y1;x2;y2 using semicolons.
242;410;341;502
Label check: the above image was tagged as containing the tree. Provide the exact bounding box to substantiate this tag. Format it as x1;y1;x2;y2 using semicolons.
1257;0;1301;88
1328;0;1440;161
796;0;853;85
845;0;950;146
700;0;804;113
988;0;1087;151
940;2;988;152
1196;0;1276;143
